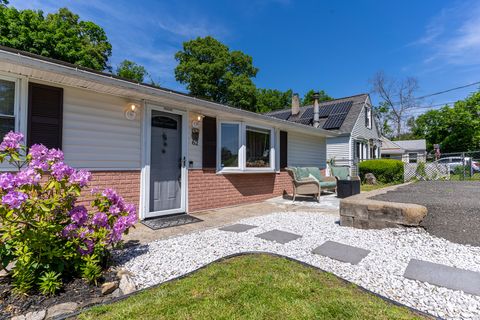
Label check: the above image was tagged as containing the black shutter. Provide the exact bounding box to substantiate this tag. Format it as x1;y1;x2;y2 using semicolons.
280;131;288;169
28;83;63;149
202;116;217;169
365;107;369;127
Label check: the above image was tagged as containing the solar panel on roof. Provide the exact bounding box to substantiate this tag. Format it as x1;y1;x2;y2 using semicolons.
318;104;334;118
297;118;312;125
330;101;353;115
322;100;353;130
323;113;348;130
301;107;314;119
271;111;291;120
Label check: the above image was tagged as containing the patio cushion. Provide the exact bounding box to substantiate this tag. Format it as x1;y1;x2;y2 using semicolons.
320;181;337;189
296;167;311;180
331;166;350;180
305;167;323;182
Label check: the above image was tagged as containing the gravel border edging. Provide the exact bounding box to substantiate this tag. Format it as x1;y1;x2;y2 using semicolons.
59;251;439;320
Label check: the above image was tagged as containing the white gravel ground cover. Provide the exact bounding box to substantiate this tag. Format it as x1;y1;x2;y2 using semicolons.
116;212;480;320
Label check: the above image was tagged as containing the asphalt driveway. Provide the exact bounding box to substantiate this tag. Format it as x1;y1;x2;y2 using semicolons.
372;181;480;246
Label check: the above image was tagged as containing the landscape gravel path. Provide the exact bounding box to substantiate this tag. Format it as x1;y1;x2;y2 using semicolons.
372;181;480;246
115;212;480;320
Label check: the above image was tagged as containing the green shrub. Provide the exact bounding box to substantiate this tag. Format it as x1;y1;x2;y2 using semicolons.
358;159;404;183
0;132;137;294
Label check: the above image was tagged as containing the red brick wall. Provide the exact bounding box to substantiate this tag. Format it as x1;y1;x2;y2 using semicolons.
77;170;141;208
188;169;293;212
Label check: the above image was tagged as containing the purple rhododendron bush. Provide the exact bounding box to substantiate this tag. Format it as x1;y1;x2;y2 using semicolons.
0;132;137;295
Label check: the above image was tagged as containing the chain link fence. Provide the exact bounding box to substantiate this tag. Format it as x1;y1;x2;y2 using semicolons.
426;150;480;181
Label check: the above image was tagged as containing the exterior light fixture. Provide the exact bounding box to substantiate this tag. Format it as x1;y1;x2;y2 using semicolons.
125;102;140;120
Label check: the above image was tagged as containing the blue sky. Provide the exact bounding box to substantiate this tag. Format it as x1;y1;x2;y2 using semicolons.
10;0;480;111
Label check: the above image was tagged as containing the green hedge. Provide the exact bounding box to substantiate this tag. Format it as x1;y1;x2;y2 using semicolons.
358;159;404;183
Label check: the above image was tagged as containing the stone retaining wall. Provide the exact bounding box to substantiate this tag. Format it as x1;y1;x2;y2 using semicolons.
339;183;427;229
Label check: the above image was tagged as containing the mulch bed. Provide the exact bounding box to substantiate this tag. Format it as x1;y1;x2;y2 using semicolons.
372;181;480;246
0;269;117;320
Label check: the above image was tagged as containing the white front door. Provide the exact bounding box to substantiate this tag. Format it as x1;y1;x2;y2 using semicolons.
144;106;187;218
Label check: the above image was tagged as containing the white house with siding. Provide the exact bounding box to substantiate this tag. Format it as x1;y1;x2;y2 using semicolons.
0;46;341;219
267;93;382;174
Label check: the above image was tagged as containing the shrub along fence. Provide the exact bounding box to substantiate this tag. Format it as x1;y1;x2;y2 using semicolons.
358;159;404;184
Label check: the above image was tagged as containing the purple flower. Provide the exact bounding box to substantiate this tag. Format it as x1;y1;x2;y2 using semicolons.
47;148;64;162
108;204;121;215
102;188;119;203
61;223;78;238
51;162;74;181
69;169;92;187
14;168;41;187
90;187;99;195
2;191;28;209
0;173;16;191
69;206;88;225
0;131;24;151
28;144;50;170
78;239;94;255
92;212;108;227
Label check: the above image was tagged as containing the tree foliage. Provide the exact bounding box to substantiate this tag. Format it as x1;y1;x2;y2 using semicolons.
255;88;292;113
175;36;258;110
412;91;480;152
0;6;112;70
302;89;332;106
116;59;147;82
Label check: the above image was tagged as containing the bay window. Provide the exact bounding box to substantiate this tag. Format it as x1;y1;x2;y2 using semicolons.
218;121;275;172
0;78;17;139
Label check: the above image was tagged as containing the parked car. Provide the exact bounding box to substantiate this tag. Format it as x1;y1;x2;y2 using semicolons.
435;157;480;174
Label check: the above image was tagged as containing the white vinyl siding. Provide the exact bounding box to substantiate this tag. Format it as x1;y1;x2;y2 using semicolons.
287;132;326;168
326;136;350;163
351;105;379;140
62;86;141;169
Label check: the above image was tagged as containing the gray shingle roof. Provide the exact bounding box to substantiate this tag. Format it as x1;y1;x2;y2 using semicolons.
393;139;426;151
265;94;369;134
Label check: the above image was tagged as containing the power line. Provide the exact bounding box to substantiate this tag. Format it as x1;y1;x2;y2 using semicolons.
388;80;480;106
413;81;480;100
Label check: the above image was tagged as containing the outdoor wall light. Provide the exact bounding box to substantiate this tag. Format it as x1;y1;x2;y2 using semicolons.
125;102;140;120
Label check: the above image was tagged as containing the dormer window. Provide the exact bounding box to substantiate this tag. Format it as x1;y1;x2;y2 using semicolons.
365;106;372;129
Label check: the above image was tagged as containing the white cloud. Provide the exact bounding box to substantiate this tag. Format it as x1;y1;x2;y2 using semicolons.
416;1;480;66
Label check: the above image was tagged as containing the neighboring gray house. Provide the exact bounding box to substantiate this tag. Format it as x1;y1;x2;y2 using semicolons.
266;93;382;173
380;137;427;163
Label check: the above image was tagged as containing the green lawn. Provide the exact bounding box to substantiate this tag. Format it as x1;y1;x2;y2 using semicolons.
361;182;399;192
79;254;427;320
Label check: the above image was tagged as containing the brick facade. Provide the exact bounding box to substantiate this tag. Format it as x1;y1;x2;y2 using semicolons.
188;169;293;212
78;170;141;208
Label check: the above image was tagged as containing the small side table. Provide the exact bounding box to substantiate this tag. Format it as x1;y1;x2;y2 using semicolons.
336;179;361;198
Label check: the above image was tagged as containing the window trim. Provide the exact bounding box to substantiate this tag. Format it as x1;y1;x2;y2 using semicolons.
365;106;372;129
217;120;275;174
0;74;20;135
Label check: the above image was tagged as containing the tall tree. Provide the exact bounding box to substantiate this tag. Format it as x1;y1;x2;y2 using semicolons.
0;6;112;70
302;89;332;106
116;59;147;82
412;91;480;152
175;36;258;110
373;102;393;137
370;71;420;137
255;88;292;113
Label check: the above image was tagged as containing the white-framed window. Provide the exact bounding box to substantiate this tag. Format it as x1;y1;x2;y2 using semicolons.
365;106;372;129
408;152;418;163
218;121;275;173
0;75;19;139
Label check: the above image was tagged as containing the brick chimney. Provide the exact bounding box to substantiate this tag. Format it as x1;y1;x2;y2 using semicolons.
313;92;320;127
291;93;300;116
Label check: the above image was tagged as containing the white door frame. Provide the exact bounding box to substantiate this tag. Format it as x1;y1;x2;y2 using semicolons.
140;103;188;219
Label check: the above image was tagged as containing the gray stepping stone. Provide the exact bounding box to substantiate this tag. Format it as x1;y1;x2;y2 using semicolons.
255;229;302;244
404;259;480;296
219;224;257;233
312;241;370;265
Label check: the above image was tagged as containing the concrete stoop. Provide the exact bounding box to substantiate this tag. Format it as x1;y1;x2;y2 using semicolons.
339;183;427;229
